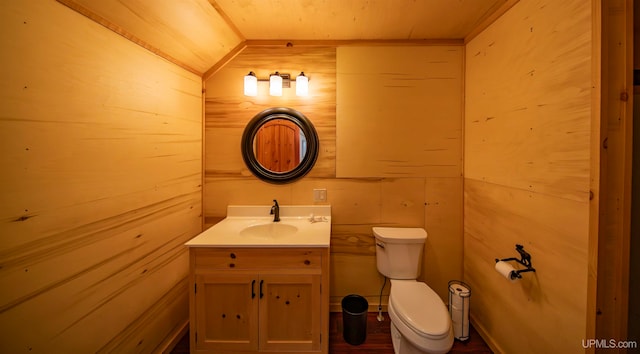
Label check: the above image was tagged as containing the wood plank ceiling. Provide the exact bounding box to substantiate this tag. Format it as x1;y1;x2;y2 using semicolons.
214;0;508;40
57;0;509;76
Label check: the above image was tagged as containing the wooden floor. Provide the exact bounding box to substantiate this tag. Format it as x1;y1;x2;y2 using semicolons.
170;312;493;353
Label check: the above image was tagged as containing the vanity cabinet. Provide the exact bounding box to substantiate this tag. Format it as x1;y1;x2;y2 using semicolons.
189;247;329;354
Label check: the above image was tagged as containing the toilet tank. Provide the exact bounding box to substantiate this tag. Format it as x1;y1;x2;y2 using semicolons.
373;227;427;279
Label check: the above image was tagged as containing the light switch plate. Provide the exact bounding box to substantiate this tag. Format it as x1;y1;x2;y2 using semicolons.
313;188;327;202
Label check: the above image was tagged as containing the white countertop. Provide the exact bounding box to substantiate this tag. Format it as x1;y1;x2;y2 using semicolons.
185;205;331;248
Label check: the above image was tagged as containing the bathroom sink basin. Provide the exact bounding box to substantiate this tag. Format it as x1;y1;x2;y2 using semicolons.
240;222;298;238
185;205;331;247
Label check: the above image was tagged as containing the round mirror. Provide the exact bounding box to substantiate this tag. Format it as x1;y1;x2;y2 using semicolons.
241;107;319;184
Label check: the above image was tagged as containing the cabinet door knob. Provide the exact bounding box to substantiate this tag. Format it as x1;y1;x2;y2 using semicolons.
251;279;256;299
259;280;264;299
230;253;236;259
229;263;235;268
304;260;311;265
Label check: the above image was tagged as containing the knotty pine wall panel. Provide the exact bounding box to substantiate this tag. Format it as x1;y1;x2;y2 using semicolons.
336;46;463;178
595;0;633;343
464;0;592;352
57;0;243;75
421;177;463;301
205;45;463;309
0;1;202;352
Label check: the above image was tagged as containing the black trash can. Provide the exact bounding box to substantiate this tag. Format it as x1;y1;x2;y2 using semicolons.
341;294;368;345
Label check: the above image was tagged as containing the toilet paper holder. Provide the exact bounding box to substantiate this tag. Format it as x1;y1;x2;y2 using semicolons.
495;244;536;279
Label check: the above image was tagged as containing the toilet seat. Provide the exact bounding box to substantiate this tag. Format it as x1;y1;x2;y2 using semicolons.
388;280;453;354
390;280;451;339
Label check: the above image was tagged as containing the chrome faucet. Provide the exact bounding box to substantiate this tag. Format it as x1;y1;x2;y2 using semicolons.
270;199;280;222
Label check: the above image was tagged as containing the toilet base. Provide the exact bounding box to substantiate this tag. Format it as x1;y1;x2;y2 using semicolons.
390;322;453;354
391;321;422;354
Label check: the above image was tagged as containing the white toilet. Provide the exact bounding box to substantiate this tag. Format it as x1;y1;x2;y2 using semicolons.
374;227;454;354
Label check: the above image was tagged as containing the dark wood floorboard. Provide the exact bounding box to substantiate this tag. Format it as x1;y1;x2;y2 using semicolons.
170;312;492;353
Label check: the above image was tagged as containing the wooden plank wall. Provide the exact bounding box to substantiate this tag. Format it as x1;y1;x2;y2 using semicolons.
336;46;462;178
631;1;640;342
336;46;463;306
464;0;593;353
0;1;202;352
204;45;463;310
596;0;633;345
632;93;640;343
56;0;244;76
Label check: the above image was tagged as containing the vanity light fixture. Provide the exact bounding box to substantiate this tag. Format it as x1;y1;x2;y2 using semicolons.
244;71;258;96
296;72;308;96
269;72;283;96
243;71;309;97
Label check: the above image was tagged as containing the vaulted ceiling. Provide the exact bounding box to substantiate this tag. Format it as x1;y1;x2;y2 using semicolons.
215;0;507;40
56;0;513;76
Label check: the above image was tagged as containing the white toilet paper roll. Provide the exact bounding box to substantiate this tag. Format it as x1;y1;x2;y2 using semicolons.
450;284;470;309
451;306;469;340
495;261;516;281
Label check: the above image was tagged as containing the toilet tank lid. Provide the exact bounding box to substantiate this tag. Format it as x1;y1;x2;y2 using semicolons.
372;227;427;243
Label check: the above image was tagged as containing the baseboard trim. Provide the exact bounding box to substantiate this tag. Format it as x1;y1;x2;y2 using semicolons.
159;319;189;354
330;295;388;313
330;305;389;312
469;314;503;354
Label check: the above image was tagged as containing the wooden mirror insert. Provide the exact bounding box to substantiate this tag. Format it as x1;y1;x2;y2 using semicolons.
241;107;319;184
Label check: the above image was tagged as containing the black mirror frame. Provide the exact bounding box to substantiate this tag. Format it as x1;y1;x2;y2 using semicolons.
241;107;319;184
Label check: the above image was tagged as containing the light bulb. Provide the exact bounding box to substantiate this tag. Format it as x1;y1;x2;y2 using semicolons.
269;72;283;96
244;71;257;96
296;72;308;96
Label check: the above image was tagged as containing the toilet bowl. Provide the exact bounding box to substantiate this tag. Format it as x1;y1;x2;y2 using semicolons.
373;227;454;354
388;280;453;354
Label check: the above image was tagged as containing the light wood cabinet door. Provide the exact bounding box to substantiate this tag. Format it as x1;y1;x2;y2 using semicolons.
190;247;328;353
194;273;259;352
259;274;322;352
